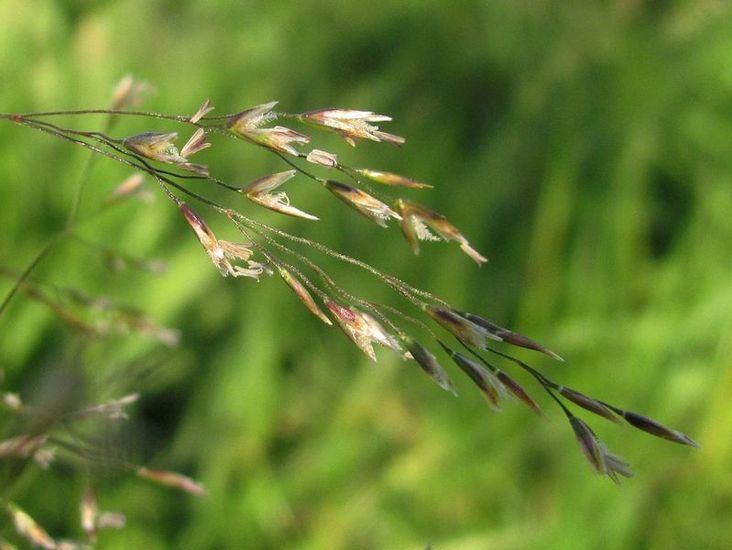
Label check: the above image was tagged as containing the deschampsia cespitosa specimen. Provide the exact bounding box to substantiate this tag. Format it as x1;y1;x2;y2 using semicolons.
0;75;698;548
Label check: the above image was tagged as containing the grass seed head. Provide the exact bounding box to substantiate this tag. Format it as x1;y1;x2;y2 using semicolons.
570;416;633;482
189;98;214;123
123;132;185;164
277;266;332;325
0;435;47;459
227;102;309;155
123;131;209;175
360;312;403;353
559;387;618;423
180;128;211;158
226;101;279;132
325;299;378;361
403;337;458;396
325;180;401;227
8;503;56;550
180;204;264;279
439;343;504;410
426;307;489;349
137;467;206;496
622;411;700;447
324;300;402;360
244;126;311;156
395;199;487;264
496;371;542;416
81;486;97;542
300;108;405;146
461;312;563;361
306;149;338;167
111;75;153;110
243;170;318;220
355;169;432;189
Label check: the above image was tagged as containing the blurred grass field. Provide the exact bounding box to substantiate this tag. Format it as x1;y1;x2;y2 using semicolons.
1;1;731;548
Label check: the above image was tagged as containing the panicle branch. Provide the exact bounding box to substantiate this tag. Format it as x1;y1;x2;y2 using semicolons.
0;85;698;517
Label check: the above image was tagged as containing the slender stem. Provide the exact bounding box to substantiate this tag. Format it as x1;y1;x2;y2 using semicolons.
0;238;58;318
229;210;448;308
22;118;223;209
12;109;193;123
7;108;451;333
0;118;218;321
364;299;433;335
65;104;122;227
67;149;97;226
274;152;323;183
0;461;41;509
28;116;243;195
483;345;555;387
460;340;573;417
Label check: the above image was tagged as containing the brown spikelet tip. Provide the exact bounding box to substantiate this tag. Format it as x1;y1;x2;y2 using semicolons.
569;417;633;481
426;307;488;349
501;331;564;362
439;342;502;410
623;411;700;448
461;312;564;361
497;371;542;416
180;203;215;241
559;387;619;423
405;338;458;396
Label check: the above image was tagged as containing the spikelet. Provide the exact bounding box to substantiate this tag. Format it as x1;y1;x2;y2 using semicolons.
324;299;401;361
276;266;331;325
439;342;504;410
137;467;206;496
403;337;457;396
242;171;318;220
355;168;432;189
395;199;487;264
8;503;56;550
180;204;266;279
299;108;404;146
570;417;633;482
325;180;401;227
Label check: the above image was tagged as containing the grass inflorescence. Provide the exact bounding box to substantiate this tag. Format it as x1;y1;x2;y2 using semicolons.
0;76;698;546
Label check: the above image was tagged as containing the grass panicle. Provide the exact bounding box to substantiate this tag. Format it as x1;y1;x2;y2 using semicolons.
0;75;700;546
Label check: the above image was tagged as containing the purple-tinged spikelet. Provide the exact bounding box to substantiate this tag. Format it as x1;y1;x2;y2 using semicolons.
559;387;619;423
570;417;633;481
426;307;489;349
622;411;699;447
403;337;457;396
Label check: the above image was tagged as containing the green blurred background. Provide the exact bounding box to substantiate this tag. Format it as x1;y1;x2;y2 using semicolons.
1;1;731;548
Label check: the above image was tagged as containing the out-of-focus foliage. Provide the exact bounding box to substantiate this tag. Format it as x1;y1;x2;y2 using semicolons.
1;1;730;548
